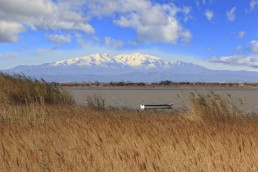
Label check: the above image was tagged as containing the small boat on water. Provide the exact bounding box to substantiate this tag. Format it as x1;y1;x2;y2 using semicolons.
140;103;173;110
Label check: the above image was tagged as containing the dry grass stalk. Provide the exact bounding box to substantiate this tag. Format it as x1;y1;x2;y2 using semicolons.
0;73;74;105
1;74;258;171
86;94;105;110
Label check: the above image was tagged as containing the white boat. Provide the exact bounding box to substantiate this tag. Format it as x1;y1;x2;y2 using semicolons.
140;103;173;110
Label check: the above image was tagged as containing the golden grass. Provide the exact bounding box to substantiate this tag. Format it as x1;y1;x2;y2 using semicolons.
1;104;258;171
1;74;258;171
0;73;74;105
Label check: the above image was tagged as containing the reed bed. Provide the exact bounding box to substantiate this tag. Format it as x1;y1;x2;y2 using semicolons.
0;73;74;105
1;73;258;171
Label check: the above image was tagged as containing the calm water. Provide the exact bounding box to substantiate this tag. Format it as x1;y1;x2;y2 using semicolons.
66;88;258;113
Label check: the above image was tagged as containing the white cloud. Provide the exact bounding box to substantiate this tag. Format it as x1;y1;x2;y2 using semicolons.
250;40;258;53
47;34;71;44
0;0;191;44
87;0;191;44
0;21;25;42
0;0;94;42
226;7;236;21
75;34;93;48
210;55;258;68
210;40;258;68
104;37;125;49
183;7;191;15
115;15;191;44
205;10;214;21
237;31;246;39
250;0;258;11
182;7;192;22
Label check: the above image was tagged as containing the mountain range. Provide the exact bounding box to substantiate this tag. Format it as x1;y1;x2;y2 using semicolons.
4;53;258;83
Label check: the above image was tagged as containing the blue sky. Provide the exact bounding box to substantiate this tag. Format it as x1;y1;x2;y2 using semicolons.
1;0;258;71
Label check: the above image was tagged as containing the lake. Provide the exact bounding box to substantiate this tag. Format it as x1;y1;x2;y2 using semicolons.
66;88;258;113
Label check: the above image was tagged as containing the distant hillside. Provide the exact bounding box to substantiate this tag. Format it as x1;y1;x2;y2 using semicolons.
5;53;258;83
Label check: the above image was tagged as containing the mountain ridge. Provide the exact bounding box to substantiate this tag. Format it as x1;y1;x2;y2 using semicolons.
50;53;203;70
4;53;258;83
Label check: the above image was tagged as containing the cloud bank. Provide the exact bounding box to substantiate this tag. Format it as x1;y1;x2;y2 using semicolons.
0;0;192;44
210;40;258;68
0;0;94;42
211;55;258;68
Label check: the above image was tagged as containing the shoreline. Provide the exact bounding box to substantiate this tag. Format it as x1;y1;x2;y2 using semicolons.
61;84;258;89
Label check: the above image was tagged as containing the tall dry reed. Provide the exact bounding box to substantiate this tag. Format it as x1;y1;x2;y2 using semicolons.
1;74;258;171
186;91;246;123
0;73;74;105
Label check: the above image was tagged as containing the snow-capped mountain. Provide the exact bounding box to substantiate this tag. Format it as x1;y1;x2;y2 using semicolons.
51;53;199;69
50;53;208;73
53;53;120;67
4;53;258;82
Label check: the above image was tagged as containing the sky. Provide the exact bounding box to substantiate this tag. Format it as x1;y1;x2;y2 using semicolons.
1;0;258;71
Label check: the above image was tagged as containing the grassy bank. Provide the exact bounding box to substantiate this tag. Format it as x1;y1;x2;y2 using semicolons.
1;73;258;171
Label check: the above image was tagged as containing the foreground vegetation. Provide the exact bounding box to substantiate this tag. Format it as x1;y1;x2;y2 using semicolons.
1;73;258;171
0;73;74;105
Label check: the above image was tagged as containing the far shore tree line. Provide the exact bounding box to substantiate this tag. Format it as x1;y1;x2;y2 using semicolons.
51;80;258;87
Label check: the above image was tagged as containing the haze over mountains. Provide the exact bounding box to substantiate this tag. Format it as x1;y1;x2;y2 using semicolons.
4;53;258;83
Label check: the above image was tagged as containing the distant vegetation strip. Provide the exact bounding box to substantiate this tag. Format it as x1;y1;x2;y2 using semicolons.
57;80;258;88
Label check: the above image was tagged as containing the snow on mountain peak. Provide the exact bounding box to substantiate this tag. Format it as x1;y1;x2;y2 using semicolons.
115;53;162;67
50;52;205;72
52;53;163;67
52;53;115;66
